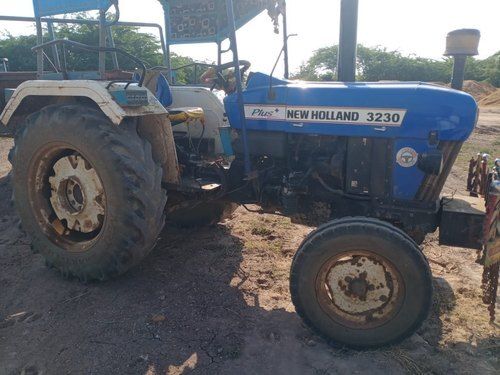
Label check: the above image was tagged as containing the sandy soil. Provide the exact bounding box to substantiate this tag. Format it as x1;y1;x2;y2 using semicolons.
0;110;499;375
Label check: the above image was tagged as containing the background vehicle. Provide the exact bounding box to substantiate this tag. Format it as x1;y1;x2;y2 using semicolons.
0;0;498;348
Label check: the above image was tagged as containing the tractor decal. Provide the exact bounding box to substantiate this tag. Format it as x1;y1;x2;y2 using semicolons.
396;147;418;168
244;104;407;126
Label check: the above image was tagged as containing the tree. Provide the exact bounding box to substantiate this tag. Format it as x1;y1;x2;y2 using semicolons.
293;44;500;87
0;20;195;81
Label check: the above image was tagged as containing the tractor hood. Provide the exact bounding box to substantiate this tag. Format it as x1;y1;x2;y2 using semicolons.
225;72;478;142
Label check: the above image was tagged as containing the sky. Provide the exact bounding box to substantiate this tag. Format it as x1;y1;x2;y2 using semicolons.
1;0;499;77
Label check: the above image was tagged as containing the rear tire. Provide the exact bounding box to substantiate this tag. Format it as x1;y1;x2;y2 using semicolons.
290;217;432;348
10;104;166;281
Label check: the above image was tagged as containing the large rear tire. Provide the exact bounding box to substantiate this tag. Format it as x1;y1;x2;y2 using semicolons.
9;104;166;281
290;217;432;348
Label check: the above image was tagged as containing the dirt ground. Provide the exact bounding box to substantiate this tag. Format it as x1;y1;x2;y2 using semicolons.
0;110;499;375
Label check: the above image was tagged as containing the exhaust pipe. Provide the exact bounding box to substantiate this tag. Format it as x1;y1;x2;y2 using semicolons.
444;29;481;91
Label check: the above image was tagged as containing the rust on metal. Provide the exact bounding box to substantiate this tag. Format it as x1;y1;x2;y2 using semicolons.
316;251;404;329
49;155;105;234
468;153;490;197
480;160;500;322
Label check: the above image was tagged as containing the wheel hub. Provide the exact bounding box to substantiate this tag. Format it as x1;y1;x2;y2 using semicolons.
49;155;105;233
319;253;402;327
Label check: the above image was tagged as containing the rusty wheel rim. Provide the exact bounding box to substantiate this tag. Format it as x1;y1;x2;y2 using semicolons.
28;143;106;253
49;155;105;234
315;250;405;329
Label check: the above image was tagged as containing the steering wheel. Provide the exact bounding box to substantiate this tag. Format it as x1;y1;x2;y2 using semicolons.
201;60;251;94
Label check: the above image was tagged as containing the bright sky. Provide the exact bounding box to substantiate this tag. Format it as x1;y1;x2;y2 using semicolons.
1;0;499;77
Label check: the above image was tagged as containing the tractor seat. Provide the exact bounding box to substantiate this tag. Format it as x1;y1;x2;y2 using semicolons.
141;71;205;126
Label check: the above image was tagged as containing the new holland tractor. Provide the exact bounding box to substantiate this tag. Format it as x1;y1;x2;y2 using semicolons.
0;0;498;348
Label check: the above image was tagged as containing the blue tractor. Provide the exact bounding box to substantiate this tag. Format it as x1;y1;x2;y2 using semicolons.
1;0;498;348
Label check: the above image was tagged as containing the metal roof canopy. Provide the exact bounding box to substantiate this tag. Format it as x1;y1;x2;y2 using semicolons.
159;0;275;45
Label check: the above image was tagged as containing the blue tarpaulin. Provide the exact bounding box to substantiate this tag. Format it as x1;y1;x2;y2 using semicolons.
32;0;113;17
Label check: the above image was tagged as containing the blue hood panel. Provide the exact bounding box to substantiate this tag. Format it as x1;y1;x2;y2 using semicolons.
224;73;478;142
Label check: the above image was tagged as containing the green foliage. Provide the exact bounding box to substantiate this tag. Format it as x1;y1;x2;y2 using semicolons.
0;20;194;75
293;44;500;87
0;34;39;71
464;52;500;87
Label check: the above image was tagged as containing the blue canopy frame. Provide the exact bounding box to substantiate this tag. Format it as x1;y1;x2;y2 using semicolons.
32;0;116;78
158;0;287;174
32;0;113;17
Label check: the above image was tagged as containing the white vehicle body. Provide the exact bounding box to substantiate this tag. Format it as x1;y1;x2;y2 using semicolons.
170;86;227;155
0;80;167;126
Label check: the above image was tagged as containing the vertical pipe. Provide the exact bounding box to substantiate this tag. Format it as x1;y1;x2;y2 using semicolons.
450;56;467;90
282;1;289;79
225;0;251;175
162;4;173;83
337;0;358;82
158;26;169;68
217;41;222;66
106;26;120;70
98;10;107;79
35;17;44;78
46;21;61;71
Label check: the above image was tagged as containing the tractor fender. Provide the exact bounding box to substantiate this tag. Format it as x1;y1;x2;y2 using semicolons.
0;80;168;126
1;80;180;185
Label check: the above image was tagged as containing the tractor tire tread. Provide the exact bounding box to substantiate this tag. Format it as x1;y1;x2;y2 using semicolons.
10;104;166;281
290;216;433;349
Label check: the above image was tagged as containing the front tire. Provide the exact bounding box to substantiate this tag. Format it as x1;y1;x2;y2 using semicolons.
10;104;166;281
290;217;432;348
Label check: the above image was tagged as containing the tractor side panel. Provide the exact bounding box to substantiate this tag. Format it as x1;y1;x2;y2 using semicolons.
392;139;428;200
227;76;478;140
225;74;478;202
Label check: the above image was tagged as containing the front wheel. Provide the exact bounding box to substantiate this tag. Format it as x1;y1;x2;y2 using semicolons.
10;104;166;281
290;217;432;348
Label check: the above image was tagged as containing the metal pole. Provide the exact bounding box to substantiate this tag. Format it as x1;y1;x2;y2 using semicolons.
157;26;169;68
225;0;251;175
217;41;222;66
161;4;173;83
337;0;358;82
46;21;61;70
282;1;289;79
450;56;467;90
106;26;120;70
98;10;107;79
35;17;44;78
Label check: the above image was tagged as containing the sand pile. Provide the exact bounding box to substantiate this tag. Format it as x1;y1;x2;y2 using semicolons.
462;80;497;101
479;89;500;107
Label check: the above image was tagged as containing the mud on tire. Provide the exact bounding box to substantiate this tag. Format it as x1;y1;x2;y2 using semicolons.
10;104;166;281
